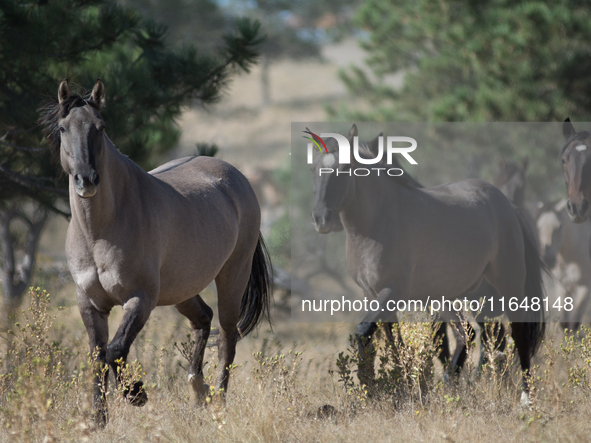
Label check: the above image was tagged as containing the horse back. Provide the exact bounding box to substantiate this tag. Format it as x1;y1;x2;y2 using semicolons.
148;156;261;301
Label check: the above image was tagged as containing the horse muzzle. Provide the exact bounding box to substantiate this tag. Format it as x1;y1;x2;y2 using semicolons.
74;171;100;198
311;210;335;234
566;199;589;223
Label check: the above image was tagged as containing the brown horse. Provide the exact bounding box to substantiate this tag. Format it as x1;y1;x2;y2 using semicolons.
443;157;537;375
309;125;545;404
561;118;591;226
39;79;272;426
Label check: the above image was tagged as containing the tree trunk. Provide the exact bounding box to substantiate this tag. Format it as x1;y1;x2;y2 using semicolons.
261;52;271;106
0;203;47;320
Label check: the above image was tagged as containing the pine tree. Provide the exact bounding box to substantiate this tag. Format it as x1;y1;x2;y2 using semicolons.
0;0;264;311
330;0;591;195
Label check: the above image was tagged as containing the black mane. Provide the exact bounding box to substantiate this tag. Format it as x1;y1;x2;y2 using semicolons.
38;94;99;162
357;141;424;189
494;161;521;187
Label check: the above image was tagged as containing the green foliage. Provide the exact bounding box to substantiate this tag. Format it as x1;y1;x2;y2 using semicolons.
333;323;441;406
251;347;303;403
223;0;359;62
120;0;228;50
0;288;79;437
0;0;264;213
560;326;591;394
336;0;591;122
329;1;591;197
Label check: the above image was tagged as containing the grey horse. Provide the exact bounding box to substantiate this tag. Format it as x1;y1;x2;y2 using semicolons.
40;79;272;426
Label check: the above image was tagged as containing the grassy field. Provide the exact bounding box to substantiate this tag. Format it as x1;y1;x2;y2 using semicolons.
1;282;591;442
4;42;591;442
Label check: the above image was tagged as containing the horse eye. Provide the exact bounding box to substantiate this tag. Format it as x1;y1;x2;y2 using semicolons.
59;127;66;133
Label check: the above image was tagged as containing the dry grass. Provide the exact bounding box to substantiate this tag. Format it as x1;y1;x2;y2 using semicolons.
7;41;590;442
1;285;591;442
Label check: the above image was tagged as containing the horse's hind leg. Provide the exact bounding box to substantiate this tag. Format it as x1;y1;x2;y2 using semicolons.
214;258;252;395
434;322;450;366
477;321;506;370
77;290;110;427
174;295;213;403
449;317;475;376
106;290;155;407
510;322;534;405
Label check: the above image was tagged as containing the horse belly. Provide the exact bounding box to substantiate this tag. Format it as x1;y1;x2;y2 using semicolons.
155;243;233;306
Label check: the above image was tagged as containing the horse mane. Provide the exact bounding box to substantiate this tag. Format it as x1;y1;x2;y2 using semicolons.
357;141;424;189
561;131;591;154
38;94;99;163
493;160;521;187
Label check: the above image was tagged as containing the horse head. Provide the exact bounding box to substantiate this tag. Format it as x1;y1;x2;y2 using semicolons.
561;118;591;223
55;79;105;198
309;124;357;233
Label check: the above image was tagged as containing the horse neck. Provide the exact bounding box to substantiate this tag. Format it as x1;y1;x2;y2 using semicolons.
559;210;590;264
512;189;526;210
339;174;407;235
69;136;141;235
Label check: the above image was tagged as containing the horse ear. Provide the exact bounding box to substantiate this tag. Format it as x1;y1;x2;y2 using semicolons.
348;124;358;142
522;156;529;172
90;79;105;109
368;132;383;154
58;79;70;104
563;118;576;139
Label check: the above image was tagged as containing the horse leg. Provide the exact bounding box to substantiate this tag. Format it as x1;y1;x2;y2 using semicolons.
174;294;214;403
509;322;535;405
434;322;450;367
449;318;474;376
356;321;378;388
214;259;252;396
383;322;395;345
105;290;155;407
477;321;506;371
356;288;401;387
486;228;540;405
77;290;110;427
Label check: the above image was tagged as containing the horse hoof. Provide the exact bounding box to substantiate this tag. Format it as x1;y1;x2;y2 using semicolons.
520;391;532;408
93;409;108;429
443;371;451;385
188;373;210;403
125;381;148;407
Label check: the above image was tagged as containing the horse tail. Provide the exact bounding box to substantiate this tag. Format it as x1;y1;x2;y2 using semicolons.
238;233;273;337
516;209;547;358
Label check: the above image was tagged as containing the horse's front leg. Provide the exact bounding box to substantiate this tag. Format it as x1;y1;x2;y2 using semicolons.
356;288;397;388
106;290;155;407
76;290;110;427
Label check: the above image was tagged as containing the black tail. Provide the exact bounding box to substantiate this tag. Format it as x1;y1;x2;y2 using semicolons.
238;233;273;337
517;210;547;358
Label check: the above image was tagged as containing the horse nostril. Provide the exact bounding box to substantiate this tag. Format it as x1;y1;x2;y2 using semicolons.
311;212;320;226
74;173;83;187
91;172;100;186
566;200;575;216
